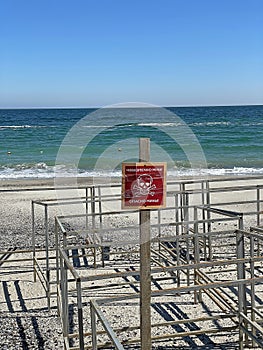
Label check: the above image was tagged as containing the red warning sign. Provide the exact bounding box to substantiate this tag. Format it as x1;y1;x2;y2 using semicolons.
122;162;166;209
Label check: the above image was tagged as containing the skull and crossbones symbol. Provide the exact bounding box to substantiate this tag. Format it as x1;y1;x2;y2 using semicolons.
132;174;156;197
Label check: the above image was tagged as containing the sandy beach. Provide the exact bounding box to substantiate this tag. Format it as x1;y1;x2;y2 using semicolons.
1;175;263;349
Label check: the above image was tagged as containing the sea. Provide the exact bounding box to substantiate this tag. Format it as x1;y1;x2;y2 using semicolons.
0;104;263;180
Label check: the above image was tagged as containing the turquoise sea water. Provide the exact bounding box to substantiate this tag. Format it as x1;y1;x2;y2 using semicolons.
0;105;263;179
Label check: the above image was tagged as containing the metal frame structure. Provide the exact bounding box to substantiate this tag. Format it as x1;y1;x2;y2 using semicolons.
53;197;263;349
30;177;263;309
2;175;263;349
55;224;263;349
31;183;121;309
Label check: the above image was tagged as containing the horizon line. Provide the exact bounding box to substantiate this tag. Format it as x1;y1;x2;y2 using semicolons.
0;103;262;110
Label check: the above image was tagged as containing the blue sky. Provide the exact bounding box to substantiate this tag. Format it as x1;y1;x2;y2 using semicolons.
1;0;262;108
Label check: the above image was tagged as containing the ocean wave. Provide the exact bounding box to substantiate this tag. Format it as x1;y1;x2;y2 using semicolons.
168;167;263;177
191;121;231;126
137;121;232;127
0;125;51;130
190;121;263;127
1;163;263;180
243;122;263;126
135;121;263;128
0;163;122;179
138;122;184;127
76;120;263;130
81;125;111;128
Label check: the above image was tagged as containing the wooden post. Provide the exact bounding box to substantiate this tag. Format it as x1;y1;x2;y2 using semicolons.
139;138;151;350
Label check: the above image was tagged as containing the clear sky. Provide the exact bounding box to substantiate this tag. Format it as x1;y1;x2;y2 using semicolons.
1;0;262;108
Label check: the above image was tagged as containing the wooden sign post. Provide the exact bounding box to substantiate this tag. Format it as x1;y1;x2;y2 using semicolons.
122;138;166;350
139;138;152;350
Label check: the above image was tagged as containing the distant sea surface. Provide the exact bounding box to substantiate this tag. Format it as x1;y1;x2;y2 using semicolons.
0;105;263;179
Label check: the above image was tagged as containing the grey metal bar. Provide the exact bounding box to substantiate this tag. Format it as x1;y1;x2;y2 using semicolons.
31;201;36;282
257;187;261;226
90;301;97;349
85;187;88;229
236;229;247;348
76;278;84;350
44;204;50;310
90;299;125;350
250;234;256;347
239;312;263;348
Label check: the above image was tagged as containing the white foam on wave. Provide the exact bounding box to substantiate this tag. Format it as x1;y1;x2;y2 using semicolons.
191;121;231;126
138;121;234;128
0;163;54;179
138;122;183;127
0;125;50;130
168;167;263;177
82;125;111;128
